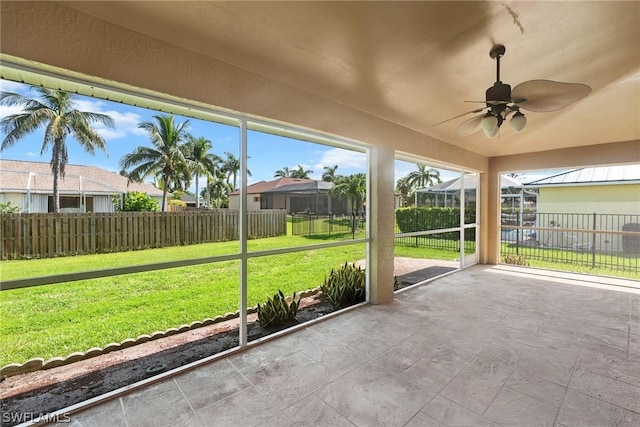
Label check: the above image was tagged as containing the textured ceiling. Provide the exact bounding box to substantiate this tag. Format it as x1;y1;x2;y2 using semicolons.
63;1;640;157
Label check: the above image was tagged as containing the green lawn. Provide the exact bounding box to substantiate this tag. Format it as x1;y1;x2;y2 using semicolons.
0;236;366;366
2;235;636;368
501;243;640;280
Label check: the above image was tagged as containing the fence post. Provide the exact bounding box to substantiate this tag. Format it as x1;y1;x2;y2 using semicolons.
352;212;356;239
592;212;597;269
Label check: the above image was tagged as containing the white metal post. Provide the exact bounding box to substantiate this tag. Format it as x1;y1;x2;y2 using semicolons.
459;171;465;269
239;120;248;347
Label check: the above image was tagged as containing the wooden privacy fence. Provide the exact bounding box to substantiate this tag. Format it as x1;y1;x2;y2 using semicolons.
0;209;287;260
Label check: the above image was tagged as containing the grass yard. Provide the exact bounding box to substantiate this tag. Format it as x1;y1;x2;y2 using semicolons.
501;243;640;280
0;236;366;366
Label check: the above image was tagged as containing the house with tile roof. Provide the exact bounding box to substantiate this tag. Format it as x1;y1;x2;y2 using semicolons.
0;159;164;213
228;177;348;214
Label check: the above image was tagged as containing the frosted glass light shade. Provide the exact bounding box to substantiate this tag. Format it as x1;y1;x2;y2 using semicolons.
481;114;498;133
484;125;499;138
510;112;527;132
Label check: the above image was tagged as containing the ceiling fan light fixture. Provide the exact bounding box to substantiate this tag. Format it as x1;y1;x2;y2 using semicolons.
510;111;527;132
481;113;498;134
484;124;499;138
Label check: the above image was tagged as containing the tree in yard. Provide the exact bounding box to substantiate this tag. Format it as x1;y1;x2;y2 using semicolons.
290;164;313;179
221;152;251;190
119;114;191;212
330;173;366;214
0;87;114;212
395;176;413;207
406;164;442;189
185;135;220;208
274;166;292;178
322;164;339;182
204;167;232;208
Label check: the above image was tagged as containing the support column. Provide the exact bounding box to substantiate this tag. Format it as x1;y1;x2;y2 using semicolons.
479;167;501;265
368;146;395;304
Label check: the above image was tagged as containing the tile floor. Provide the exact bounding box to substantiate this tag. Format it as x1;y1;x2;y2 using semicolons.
57;265;640;426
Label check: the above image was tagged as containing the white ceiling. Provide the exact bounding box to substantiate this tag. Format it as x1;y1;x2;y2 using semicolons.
63;1;640;157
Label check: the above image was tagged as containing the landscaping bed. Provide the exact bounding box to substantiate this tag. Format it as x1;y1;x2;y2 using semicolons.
0;294;336;426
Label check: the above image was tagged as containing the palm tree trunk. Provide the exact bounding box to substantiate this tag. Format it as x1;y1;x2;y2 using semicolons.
162;186;168;212
206;176;211;208
195;171;200;208
52;164;60;213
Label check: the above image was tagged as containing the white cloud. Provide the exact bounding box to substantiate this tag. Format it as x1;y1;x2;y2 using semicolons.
0;104;25;118
97;128;128;140
313;148;366;173
27;152;38;157
73;99;145;140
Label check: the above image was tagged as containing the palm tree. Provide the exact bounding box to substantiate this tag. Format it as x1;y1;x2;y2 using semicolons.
204;167;231;208
202;153;223;208
290;164;313;179
120;114;191;211
322;165;339;182
274;166;292;178
406;164;441;189
0;87;114;212
331;173;366;214
395;176;413;207
185;135;219;208
221;152;251;190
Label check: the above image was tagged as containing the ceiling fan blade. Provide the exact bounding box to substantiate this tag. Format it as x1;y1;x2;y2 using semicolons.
433;107;485;126
511;79;592;112
456;115;483;136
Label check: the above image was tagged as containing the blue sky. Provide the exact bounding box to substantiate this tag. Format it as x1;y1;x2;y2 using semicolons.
0;79;554;191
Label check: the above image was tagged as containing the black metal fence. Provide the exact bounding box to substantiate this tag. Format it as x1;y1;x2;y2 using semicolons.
291;213;365;238
394;233;476;253
501;212;640;274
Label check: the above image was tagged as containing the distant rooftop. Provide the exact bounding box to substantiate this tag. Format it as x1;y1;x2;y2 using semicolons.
230;177;325;195
0;159;163;195
525;165;640;186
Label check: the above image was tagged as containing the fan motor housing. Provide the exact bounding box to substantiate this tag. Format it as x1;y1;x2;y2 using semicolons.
486;81;511;113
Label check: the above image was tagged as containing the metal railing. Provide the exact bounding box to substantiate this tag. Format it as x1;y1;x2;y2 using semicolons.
501;212;640;274
291;213;365;238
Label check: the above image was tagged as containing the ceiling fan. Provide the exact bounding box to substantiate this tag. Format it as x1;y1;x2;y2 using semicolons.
435;44;592;138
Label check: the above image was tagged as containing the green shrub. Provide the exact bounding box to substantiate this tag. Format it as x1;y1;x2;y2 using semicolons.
0;201;21;214
257;290;299;327
112;191;160;212
502;254;530;266
321;262;366;309
395;207;476;239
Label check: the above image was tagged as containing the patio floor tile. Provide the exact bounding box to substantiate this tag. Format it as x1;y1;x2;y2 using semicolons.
174;359;251;410
556;389;640;427
420;394;499;427
245;351;333;410
57;266;640;427
120;380;201;427
484;387;558;427
315;360;433;426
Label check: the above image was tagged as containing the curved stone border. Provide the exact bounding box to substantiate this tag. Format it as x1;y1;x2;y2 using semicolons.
0;288;321;378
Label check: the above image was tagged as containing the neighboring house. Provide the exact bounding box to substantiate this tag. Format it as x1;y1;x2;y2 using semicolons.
417;174;527;209
525;165;640;252
0;159;164;213
228;177;348;214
